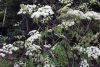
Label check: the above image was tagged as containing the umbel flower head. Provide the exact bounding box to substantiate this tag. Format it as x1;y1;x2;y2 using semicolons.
17;4;54;19
26;30;41;42
17;4;36;15
62;20;75;28
86;46;100;59
0;43;19;57
65;9;100;20
80;59;89;67
25;44;41;56
31;5;54;18
73;45;100;59
25;30;41;56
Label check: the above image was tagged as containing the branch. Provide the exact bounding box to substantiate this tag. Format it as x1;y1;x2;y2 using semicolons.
2;7;7;26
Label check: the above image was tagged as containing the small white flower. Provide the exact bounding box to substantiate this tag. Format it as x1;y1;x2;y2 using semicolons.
0;53;5;57
86;46;100;59
14;63;20;67
68;21;75;26
33;5;37;8
25;51;33;56
31;5;54;18
17;4;36;15
25;43;41;56
12;47;19;51
27;34;41;42
80;59;89;67
73;45;100;59
26;30;41;43
44;5;51;9
17;10;23;14
85;11;100;19
0;49;3;52
38;8;43;12
27;4;36;9
67;9;84;18
33;44;41;49
59;0;64;3
44;44;51;48
44;64;55;67
14;61;26;67
41;12;49;17
73;45;85;52
8;51;13;54
28;30;37;35
44;55;55;67
27;4;36;14
62;20;75;28
1;44;19;54
31;11;42;18
26;51;33;56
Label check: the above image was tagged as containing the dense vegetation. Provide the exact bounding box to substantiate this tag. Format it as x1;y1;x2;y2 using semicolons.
0;0;100;67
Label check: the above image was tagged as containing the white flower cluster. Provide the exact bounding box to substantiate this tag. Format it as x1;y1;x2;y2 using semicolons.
67;9;100;20
31;5;54;18
17;4;36;14
25;44;41;56
80;59;89;67
0;43;19;57
62;20;75;28
44;55;55;67
14;61;26;67
17;4;54;19
59;0;73;4
58;10;100;29
44;63;55;67
67;9;85;19
57;20;75;29
85;11;100;20
0;50;5;57
25;30;41;56
73;46;100;59
26;30;41;43
73;45;85;52
59;0;64;3
86;46;100;59
44;44;51;48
